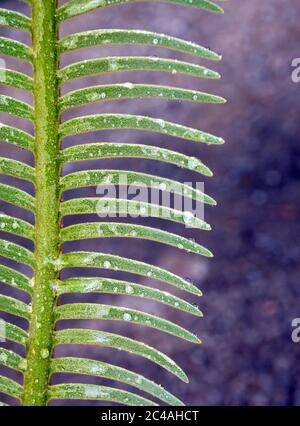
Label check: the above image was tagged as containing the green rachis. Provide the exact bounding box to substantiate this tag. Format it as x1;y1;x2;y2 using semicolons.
0;0;225;406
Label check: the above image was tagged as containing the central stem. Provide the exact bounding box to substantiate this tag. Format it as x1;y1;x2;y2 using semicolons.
22;0;60;406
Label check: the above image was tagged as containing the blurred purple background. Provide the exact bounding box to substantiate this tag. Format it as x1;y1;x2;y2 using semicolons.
1;0;300;405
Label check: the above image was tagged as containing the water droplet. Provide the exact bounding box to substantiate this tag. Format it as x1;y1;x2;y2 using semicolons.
188;157;198;170
85;387;102;398
18;359;27;371
0;352;7;363
183;211;194;225
125;284;134;294
136;376;142;385
123;313;132;321
123;82;134;89
40;349;49;359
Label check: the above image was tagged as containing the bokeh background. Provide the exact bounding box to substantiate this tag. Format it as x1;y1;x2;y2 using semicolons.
1;0;300;405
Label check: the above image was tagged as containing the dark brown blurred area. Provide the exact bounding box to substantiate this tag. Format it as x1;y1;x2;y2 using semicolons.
1;0;300;406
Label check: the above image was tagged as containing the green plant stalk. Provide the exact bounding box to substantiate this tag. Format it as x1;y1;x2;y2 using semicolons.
22;0;60;406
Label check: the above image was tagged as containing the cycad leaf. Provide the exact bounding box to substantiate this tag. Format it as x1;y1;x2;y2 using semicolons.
0;322;27;346
48;383;156;406
60;197;210;229
0;8;31;32
59;114;224;145
60;251;201;295
0;0;225;406
0;375;22;401
56;277;202;315
60;143;213;176
58;29;221;61
0;37;32;62
0;69;33;92
0;294;31;320
0;239;34;267
59;83;225;112
0;214;34;240
0;264;32;294
0;348;24;372
0;158;35;183
60;169;215;207
58;56;220;84
0;95;33;120
57;0;224;22
54;303;200;343
60;222;212;257
50;357;183;405
0;125;34;151
54;328;188;382
0;183;35;212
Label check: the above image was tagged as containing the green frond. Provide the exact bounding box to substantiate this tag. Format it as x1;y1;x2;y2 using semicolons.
48;383;156;406
54;328;188;382
56;277;202;315
50;357;183;405
0;214;34;240
59;83;225;112
60;169;215;207
57;0;224;22
58;56;220;84
60;251;202;295
60;197;210;229
0;376;22;401
0;95;33;120
0;37;32;62
0;348;24;372
0;158;35;183
0;322;27;346
59;113;224;145
60;222;212;256
0;0;225;406
0;294;30;320
0;8;31;32
60;143;213;176
0;126;34;151
0;183;35;212
58;29;221;61
0;239;34;267
54;303;200;343
0;265;32;294
0;69;33;92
